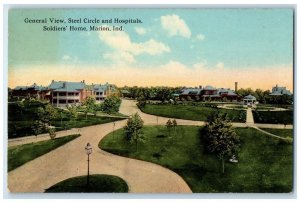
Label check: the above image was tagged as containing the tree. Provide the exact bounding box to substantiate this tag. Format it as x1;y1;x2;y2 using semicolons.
166;119;173;137
31;120;45;137
123;113;145;151
102;95;121;114
202;113;240;173
82;97;96;119
36;106;46;122
67;104;78;123
16;101;25;117
44;104;58;126
137;95;146;109
172;119;177;134
48;127;56;140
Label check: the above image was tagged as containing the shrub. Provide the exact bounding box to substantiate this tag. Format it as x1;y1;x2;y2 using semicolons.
102;95;121;114
48;128;56;140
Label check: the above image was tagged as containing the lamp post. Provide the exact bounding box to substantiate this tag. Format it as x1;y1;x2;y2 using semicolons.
85;142;92;189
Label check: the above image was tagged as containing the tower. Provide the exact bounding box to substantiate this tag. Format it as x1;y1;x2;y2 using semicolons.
235;82;238;92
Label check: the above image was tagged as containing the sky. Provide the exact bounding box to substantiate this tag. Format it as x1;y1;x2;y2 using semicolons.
8;8;294;91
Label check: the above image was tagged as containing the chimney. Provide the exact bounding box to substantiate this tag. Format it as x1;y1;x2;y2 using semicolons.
52;80;54;83
63;82;66;88
235;82;238;92
199;85;202;89
83;80;85;84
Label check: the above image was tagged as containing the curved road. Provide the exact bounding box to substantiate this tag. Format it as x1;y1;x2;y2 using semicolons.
8;99;292;193
8;99;192;193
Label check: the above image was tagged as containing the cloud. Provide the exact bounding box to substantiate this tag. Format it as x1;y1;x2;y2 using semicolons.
215;62;224;70
103;51;135;64
98;26;170;63
135;27;147;35
9;63;293;93
196;34;205;41
62;55;79;64
160;14;191;38
62;55;71;60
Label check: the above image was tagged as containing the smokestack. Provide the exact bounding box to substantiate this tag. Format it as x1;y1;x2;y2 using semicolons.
235;82;238;92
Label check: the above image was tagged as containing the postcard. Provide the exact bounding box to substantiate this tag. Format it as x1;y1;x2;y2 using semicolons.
7;7;294;195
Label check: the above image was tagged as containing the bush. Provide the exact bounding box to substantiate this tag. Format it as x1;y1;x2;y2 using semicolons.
137;101;146;109
102;96;121;114
48;128;56;140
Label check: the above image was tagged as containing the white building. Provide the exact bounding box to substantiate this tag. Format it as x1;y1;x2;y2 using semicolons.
270;85;292;96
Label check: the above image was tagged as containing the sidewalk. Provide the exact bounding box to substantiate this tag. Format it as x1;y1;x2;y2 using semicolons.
8;128;81;147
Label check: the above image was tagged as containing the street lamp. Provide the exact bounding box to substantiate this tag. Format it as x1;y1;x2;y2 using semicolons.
85;142;92;189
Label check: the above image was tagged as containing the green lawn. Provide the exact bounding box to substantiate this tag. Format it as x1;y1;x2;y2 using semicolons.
260;128;293;138
99;126;293;193
256;104;293;110
51;114;124;131
252;110;293;124
140;104;246;122
45;174;128;193
8;134;80;172
8;103;125;138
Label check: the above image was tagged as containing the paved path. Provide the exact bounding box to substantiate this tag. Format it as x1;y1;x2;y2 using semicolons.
8;128;81;147
246;107;255;126
253;126;286;140
119;99;202;126
8;100;292;148
8;103;192;193
8;99;293;193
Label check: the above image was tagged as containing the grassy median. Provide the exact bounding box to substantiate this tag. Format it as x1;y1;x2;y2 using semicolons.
45;174;128;193
140;104;246;122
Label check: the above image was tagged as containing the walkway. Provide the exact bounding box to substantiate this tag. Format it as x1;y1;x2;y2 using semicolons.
252;126;286;140
8;103;192;193
8;99;292;193
246;107;255;126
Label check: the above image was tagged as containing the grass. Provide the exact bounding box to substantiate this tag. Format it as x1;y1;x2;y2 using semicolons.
8;134;80;172
45;174;128;193
260;128;293;138
95;111;128;117
99;126;293;193
51;114;124;131
256;104;293;110
8;103;125;138
140;104;246;122
252;110;293;124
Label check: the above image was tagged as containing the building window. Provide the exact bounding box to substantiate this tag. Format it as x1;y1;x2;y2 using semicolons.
59;92;66;96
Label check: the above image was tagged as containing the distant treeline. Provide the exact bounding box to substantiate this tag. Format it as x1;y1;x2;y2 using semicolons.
119;86;293;104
